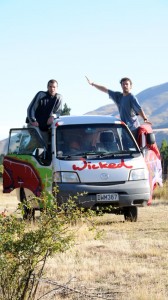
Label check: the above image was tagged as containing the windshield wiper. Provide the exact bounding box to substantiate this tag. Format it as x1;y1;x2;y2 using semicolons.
98;150;140;158
58;151;102;159
113;151;140;157
98;152;116;158
58;150;140;160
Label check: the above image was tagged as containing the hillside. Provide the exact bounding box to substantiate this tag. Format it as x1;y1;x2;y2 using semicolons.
0;138;8;155
85;82;168;146
86;82;168;129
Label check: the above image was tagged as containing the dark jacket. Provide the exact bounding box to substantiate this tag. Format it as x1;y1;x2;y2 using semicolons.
26;91;62;131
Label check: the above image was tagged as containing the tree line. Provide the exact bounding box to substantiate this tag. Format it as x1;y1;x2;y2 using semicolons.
160;139;168;178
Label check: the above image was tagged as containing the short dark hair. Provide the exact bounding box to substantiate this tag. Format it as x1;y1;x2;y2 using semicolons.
47;79;58;87
120;77;132;85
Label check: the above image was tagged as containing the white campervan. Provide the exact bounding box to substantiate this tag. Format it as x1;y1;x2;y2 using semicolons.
3;115;162;221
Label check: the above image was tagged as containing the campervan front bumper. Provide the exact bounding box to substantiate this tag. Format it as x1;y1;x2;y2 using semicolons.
54;179;150;209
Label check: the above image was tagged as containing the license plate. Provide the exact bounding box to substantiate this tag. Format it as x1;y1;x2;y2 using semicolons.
97;193;119;202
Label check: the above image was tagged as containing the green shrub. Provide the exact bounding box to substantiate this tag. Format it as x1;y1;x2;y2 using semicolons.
0;192;96;300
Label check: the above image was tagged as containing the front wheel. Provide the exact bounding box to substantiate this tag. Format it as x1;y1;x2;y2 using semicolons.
123;206;138;222
20;188;35;221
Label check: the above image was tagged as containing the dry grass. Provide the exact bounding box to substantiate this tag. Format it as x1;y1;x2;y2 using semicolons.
0;180;19;216
40;204;168;300
153;180;168;200
0;181;168;300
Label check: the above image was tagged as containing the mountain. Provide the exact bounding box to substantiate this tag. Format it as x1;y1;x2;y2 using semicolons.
0;138;8;156
85;82;168;146
0;82;168;154
152;128;168;147
86;82;168;129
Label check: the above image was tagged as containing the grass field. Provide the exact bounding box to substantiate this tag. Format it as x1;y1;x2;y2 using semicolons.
0;181;168;300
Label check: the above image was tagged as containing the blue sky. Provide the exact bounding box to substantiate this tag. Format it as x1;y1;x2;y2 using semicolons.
0;0;168;140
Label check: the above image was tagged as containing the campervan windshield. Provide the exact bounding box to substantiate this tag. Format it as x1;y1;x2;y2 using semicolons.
56;123;139;158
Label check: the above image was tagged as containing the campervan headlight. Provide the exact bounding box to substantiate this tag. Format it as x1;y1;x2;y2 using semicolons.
53;171;80;183
129;168;149;181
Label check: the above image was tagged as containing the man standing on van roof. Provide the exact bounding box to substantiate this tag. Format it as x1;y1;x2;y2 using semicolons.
26;79;62;145
86;76;150;138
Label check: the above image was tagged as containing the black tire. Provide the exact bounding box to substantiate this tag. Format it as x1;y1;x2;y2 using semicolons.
20;188;35;221
124;206;138;222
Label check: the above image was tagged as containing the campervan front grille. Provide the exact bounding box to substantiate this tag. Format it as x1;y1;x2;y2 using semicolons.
85;181;125;186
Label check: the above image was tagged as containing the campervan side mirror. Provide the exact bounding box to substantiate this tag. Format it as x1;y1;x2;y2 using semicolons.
33;147;51;165
33;147;45;157
146;133;155;145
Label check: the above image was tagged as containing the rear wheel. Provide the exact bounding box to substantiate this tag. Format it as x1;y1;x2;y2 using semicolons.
124;206;138;222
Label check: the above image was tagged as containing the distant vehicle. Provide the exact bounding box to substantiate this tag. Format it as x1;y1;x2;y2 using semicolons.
3;115;162;222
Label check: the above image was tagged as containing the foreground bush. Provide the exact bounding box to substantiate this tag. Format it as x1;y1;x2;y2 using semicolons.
0;194;94;300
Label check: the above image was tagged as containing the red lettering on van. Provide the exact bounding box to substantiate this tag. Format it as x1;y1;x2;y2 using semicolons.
72;159;132;171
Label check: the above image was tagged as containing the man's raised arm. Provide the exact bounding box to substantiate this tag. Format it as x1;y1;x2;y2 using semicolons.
85;76;108;93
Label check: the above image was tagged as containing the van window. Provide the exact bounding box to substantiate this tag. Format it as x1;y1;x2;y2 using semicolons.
8;128;45;155
56;124;139;157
